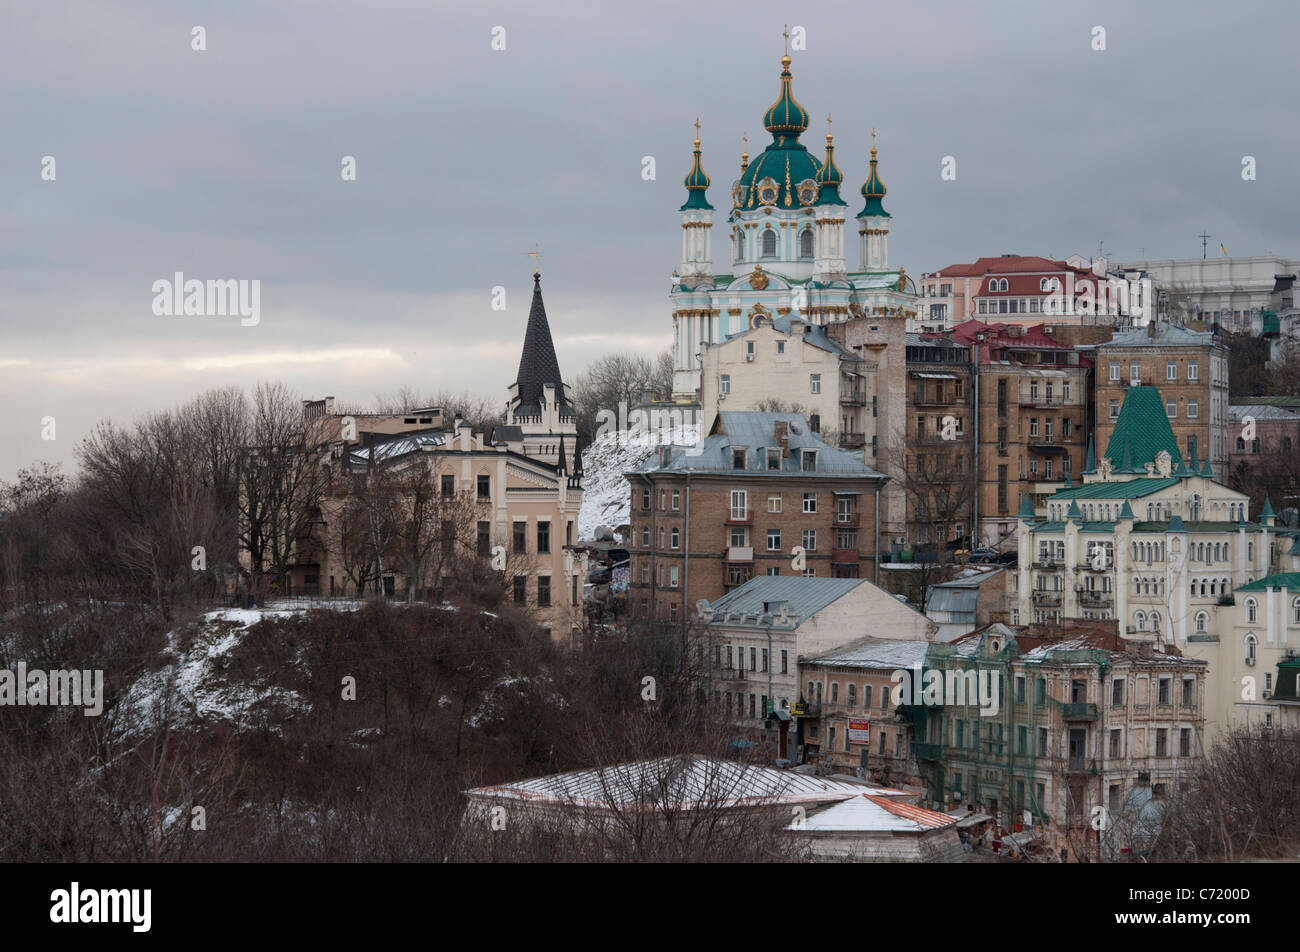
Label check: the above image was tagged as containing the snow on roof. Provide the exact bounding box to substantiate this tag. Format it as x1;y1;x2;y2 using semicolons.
807;637;929;670
793;794;956;832
465;754;870;811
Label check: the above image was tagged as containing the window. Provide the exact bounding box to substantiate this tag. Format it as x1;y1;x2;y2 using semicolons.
1109;729;1122;758
477;522;491;557
1187;399;1198;419
1188;361;1199;381
800;450;816;471
781;650;788;673
767;528;781;551
989;279;997;292
671;490;680;510
1166;361;1177;381
1112;678;1124;705
536;576;551;607
670;528;679;549
477;474;491;499
642;488;651;510
799;228;814;258
761;228;777;257
1157;677;1170;706
776;340;785;355
1038;726;1048;756
999;278;1008;291
810;374;822;394
802;492;817;513
1130;362;1141;386
1156;729;1168;757
732;449;746;470
1109;400;1120;419
513;576;527;604
669;565;679;588
767;494;782;513
1246;597;1257;623
1109;362;1120;382
720;374;730;395
1179;728;1192;757
846;683;856;707
1194;611;1208;633
1166;401;1177;419
802;529;817;551
746;340;755;359
512;521;527;554
766;449;781;470
1182;678;1195;707
730;489;747;520
536;521;550;554
441;474;455;497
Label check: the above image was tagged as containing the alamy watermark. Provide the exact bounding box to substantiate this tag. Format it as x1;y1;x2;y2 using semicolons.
152;272;260;326
890;663;1001;717
0;663;104;716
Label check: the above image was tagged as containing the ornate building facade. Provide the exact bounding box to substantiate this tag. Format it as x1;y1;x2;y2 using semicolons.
670;54;919;404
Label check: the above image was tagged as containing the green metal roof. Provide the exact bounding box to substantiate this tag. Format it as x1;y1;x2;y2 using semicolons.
1236;573;1300;593
1049;478;1180;501
1102;386;1183;473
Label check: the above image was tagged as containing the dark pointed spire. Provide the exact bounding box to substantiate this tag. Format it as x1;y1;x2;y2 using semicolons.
1082;433;1097;474
1119;436;1135;473
556;432;568;475
513;272;569;415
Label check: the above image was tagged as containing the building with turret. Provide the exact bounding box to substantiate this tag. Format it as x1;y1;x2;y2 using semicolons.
669;54;919;405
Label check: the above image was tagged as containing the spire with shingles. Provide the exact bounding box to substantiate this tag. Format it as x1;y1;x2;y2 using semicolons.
513;271;570;415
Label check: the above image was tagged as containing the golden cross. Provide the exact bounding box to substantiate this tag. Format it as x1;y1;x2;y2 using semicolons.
526;243;541;273
783;24;790;56
872;127;877;148
742;131;748;149
694;117;701;138
827;113;833;134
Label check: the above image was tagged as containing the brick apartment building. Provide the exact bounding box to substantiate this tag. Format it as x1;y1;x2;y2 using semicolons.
902;333;975;552
951;321;1094;547
626;412;888;623
1095;323;1230;475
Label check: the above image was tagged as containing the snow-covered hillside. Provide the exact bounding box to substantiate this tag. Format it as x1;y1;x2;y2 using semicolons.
578;424;698;542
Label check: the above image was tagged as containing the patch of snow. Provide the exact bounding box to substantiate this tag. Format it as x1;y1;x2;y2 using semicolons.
578;423;699;541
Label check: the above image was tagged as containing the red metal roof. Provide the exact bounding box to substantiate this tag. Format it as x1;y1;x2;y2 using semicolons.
864;795;956;829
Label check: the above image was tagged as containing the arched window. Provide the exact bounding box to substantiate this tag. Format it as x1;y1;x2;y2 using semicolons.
999;278;1009;291
1190;494;1202;521
799;228;814;258
1246;598;1257;623
1199;579;1207;597
989;278;998;292
1209;579;1217;596
1134;578;1141;595
761;228;777;257
830;682;839;703
862;684;873;709
734;232;744;262
1150;610;1162;632
847;683;857;707
1195;611;1209;633
1245;634;1258;665
1294;597;1300;624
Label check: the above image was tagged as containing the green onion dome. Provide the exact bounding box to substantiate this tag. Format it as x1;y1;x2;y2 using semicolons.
733;56;823;211
814;132;846;206
763;55;809;135
858;141;889;218
680;132;712;211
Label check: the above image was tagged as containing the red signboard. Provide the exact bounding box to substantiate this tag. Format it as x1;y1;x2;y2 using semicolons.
848;719;871;746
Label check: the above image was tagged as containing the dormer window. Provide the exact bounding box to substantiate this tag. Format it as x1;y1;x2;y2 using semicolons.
801;450;817;472
989;279;997;292
732;449;747;470
767;449;781;470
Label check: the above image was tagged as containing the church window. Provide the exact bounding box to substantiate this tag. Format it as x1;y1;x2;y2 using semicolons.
799;229;814;258
761;228;777;258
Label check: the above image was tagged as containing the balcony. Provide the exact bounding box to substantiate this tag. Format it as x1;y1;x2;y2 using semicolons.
1032;591;1062;607
724;510;752;526
840;432;866;449
831;548;860;564
791;702;821;716
725;546;754;563
832;511;860;527
1062;703;1098;721
913;742;941;762
718;667;747;682
1031;560;1059;570
840;390;867;406
1020;396;1065;408
1079;591;1113;608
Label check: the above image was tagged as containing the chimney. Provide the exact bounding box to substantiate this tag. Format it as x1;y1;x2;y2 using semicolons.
774;420;790;455
1148;321;1158;340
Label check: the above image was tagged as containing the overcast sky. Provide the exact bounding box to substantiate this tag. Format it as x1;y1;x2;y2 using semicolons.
3;0;1297;481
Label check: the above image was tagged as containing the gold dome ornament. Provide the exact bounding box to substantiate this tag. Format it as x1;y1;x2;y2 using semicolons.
750;264;769;291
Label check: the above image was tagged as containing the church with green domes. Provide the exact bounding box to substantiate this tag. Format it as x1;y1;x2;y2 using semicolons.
670;53;919;403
